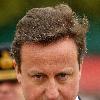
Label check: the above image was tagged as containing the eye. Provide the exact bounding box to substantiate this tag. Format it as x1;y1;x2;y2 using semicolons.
32;73;47;81
34;74;43;79
55;72;69;82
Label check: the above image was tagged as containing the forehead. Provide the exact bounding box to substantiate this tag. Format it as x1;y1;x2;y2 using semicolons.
21;38;77;54
20;38;79;74
21;38;78;65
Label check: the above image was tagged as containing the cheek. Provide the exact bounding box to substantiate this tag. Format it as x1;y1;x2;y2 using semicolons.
21;76;44;100
60;73;80;99
15;85;25;100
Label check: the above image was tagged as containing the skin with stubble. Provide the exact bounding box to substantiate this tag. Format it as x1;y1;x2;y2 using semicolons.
16;38;82;100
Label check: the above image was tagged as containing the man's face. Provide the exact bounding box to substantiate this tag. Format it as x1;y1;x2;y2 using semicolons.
17;38;82;100
0;80;24;100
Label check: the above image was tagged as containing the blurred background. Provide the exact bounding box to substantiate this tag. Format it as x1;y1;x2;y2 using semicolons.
0;0;100;100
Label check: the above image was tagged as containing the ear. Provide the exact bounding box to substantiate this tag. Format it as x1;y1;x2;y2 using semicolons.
16;70;22;84
13;59;16;68
79;64;82;80
13;59;22;83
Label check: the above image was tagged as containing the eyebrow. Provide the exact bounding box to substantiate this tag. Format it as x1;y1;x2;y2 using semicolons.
56;68;74;74
57;67;74;72
28;67;74;75
28;70;46;76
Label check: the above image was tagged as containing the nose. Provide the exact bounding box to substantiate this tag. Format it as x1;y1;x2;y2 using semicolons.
45;79;59;99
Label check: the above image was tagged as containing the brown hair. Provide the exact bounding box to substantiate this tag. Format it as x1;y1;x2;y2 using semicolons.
11;4;88;72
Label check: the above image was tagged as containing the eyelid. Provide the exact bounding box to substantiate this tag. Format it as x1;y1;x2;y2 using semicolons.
28;71;43;75
33;73;47;77
55;71;74;82
28;72;47;78
56;72;66;77
56;71;73;76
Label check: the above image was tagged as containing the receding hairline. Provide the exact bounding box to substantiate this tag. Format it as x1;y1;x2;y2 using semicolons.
21;36;77;49
11;4;88;70
21;37;78;61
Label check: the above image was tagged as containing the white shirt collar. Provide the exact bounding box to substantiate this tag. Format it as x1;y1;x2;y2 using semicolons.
75;96;79;100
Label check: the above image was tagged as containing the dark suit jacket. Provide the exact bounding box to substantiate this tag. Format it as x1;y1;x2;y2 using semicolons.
78;96;81;100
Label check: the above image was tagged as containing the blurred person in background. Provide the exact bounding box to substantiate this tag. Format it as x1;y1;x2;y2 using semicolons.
0;46;24;100
11;4;88;100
